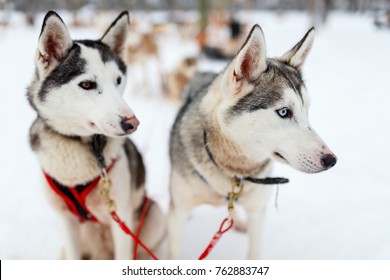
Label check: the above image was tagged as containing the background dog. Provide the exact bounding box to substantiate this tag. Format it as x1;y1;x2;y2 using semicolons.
27;11;165;259
168;24;337;259
165;56;198;102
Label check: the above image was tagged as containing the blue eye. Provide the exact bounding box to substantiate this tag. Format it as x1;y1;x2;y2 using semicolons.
276;108;292;118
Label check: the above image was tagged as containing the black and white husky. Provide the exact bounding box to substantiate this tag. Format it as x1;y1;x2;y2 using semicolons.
168;25;337;259
27;11;165;259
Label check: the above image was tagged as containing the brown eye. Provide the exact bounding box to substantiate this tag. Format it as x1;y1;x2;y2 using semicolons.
79;81;97;90
117;76;122;85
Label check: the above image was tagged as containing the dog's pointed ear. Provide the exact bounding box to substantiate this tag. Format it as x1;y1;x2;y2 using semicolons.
101;11;129;57
280;27;315;70
232;24;267;84
37;11;72;73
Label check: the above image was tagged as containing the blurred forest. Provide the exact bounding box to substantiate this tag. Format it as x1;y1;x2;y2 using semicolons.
0;0;390;12
3;0;390;12
1;0;389;32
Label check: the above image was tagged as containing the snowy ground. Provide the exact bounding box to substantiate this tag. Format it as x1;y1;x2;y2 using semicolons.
0;11;390;260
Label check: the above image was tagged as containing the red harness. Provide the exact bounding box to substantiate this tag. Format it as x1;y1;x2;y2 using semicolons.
43;159;116;223
43;158;156;259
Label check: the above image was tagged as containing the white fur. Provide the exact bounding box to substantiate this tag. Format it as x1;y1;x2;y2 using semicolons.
41;136;134;259
38;45;134;137
223;86;332;174
210;27;331;174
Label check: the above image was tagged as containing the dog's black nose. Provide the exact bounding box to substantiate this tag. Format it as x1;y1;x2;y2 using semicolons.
120;116;139;134
321;154;337;169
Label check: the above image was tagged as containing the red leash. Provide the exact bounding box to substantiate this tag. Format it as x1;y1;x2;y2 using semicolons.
99;172;158;260
133;197;153;260
198;217;234;260
198;178;243;260
109;198;234;260
111;201;233;260
111;208;158;260
100;172;241;260
109;195;234;260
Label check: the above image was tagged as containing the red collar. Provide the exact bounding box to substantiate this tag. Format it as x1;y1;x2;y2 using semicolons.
43;159;117;223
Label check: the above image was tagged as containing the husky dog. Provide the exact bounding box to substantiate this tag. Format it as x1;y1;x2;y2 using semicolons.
165;57;198;102
168;25;337;259
27;11;165;259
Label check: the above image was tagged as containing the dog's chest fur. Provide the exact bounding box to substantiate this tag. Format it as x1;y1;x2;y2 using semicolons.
30;117;124;186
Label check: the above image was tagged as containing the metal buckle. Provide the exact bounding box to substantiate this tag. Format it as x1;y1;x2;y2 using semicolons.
227;177;244;214
99;167;116;212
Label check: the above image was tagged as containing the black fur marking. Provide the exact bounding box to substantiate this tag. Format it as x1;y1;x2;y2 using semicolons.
123;138;145;190
203;130;219;168
76;40;127;74
228;59;304;117
38;43;86;101
90;134;108;170
277;61;304;103
29;130;41;151
230;90;282;115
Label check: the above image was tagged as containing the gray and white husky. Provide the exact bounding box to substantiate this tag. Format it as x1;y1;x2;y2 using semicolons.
168;25;337;259
27;11;165;259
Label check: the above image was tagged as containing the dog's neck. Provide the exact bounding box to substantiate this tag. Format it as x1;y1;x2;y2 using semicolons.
203;121;270;178
199;76;271;178
30;117;123;186
40;117;111;155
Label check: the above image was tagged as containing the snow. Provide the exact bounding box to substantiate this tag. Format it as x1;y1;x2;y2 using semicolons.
1;11;390;260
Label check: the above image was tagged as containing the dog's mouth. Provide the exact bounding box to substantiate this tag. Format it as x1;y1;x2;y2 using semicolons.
273;152;288;163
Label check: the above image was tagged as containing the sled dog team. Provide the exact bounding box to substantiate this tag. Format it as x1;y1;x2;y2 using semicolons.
27;11;337;259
